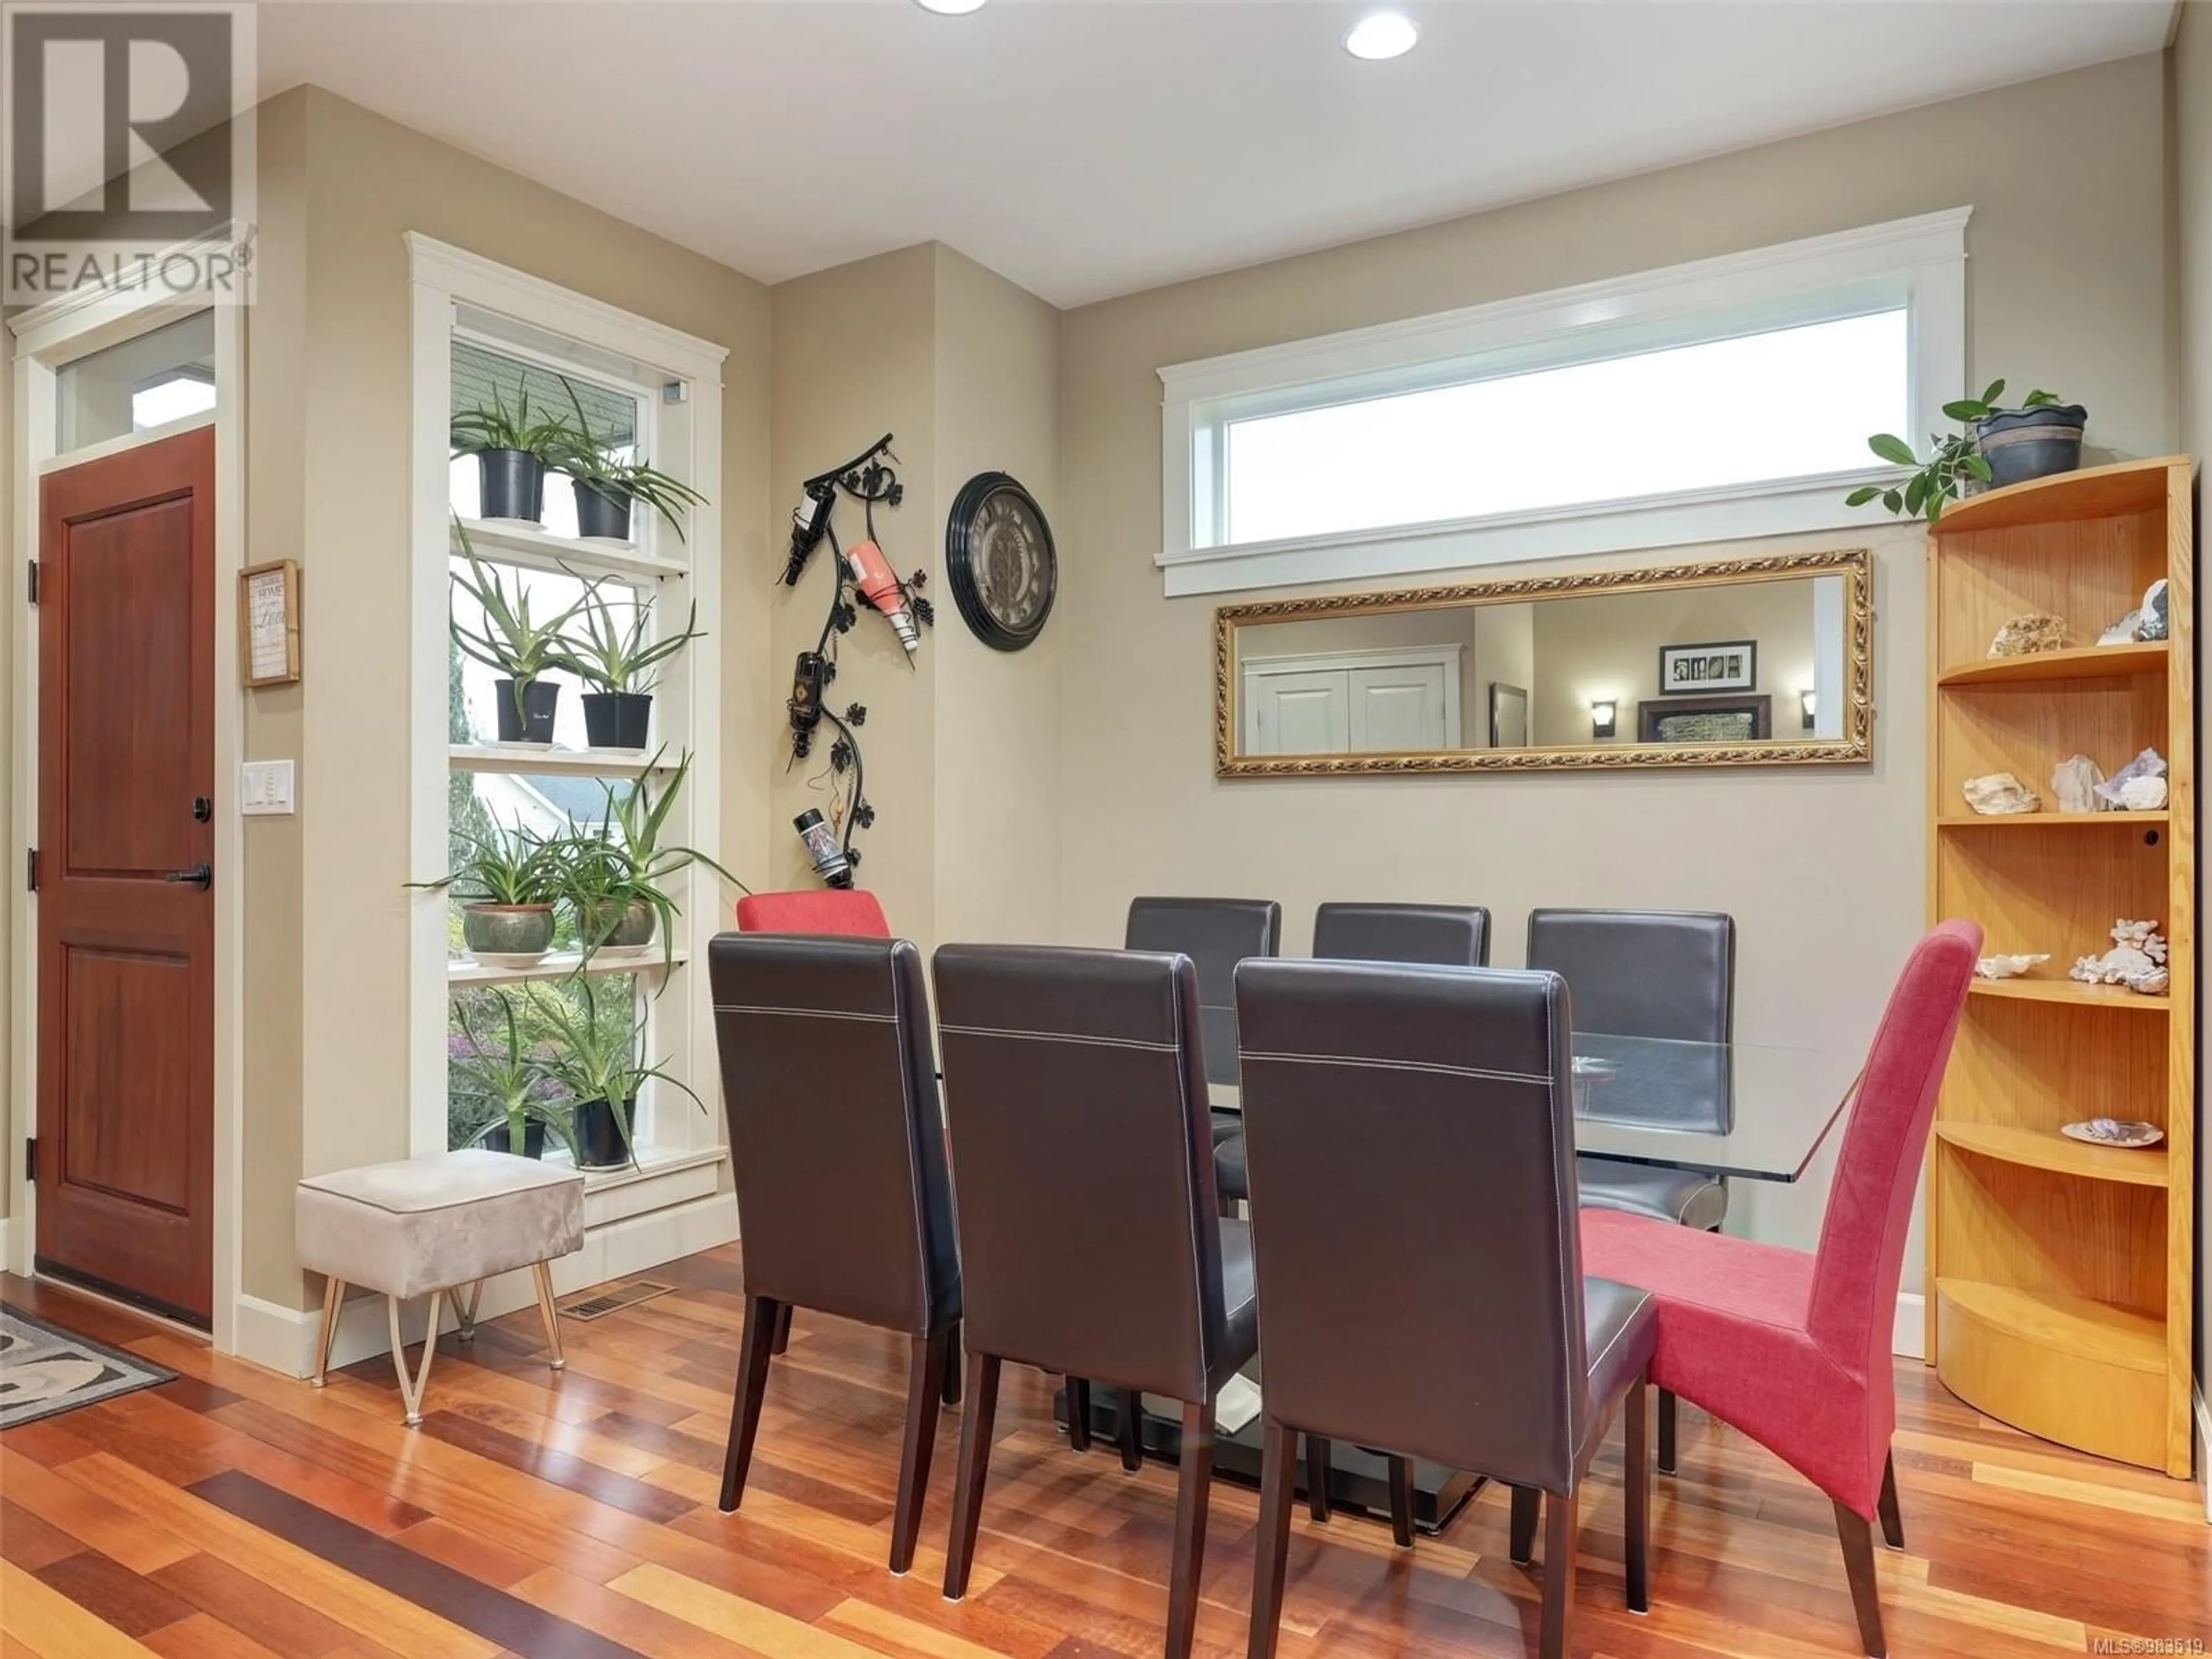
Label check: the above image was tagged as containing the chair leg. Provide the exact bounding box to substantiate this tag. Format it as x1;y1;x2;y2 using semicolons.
1066;1377;1093;1453
1247;1421;1296;1659
310;1277;342;1388
1165;1401;1215;1659
1539;1489;1578;1659
718;1294;779;1513
771;1301;794;1354
889;1331;948;1576
1623;1373;1650;1613
1657;1387;1678;1475
943;1353;1001;1601
1305;1434;1332;1522
387;1289;443;1428
453;1279;482;1342
1833;1501;1887;1657
1118;1386;1145;1472
1509;1484;1539;1566
530;1261;566;1371
1388;1455;1415;1548
940;1320;963;1406
1877;1450;1904;1550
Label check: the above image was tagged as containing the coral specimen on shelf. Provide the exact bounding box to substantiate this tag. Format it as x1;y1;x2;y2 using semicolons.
2069;918;2167;988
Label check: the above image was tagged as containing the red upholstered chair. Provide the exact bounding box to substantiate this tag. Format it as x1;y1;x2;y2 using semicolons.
1578;919;1980;1659
734;889;890;938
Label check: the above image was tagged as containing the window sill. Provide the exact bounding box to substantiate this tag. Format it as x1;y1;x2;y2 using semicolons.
1158;466;1904;597
534;1145;727;1229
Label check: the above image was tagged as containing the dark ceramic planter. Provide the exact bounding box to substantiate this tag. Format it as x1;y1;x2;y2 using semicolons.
574;479;633;541
582;691;652;749
573;1096;637;1170
475;1118;548;1159
478;449;546;522
493;677;559;744
1976;404;2086;488
460;903;555;959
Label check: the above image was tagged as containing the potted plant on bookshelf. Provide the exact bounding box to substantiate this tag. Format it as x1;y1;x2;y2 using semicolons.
558;578;702;750
410;816;565;965
533;979;706;1171
1847;380;2085;521
450;385;578;524
452;991;573;1160
451;528;589;744
554;378;710;542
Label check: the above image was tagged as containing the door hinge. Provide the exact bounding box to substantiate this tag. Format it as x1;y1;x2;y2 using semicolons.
23;1139;35;1181
24;848;35;892
25;560;38;605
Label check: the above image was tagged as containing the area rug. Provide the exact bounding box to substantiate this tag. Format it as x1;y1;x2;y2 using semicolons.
0;1304;175;1429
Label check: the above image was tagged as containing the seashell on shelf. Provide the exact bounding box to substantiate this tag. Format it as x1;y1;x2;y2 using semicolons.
1988;613;2065;657
1961;772;2040;815
2050;754;2107;814
1975;953;2050;981
2127;966;2171;996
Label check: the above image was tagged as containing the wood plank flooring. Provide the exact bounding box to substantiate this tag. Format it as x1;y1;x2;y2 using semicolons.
3;1251;2206;1657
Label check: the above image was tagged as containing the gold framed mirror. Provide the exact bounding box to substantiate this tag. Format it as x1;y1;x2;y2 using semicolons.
1215;548;1871;776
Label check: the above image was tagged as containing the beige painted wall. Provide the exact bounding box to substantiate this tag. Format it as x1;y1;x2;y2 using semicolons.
1056;54;2177;1278
237;88;772;1307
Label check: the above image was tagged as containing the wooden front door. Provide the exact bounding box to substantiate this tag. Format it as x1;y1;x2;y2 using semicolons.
35;426;216;1325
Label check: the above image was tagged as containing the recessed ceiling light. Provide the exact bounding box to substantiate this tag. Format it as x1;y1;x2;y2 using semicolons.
1344;12;1419;60
914;0;987;13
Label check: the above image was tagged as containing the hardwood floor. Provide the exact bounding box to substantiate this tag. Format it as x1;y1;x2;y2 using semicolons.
3;1249;2207;1658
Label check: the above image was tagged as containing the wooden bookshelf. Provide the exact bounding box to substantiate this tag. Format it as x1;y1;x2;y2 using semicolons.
1925;454;2195;1478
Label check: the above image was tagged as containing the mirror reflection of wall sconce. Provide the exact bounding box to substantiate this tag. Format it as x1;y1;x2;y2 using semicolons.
1590;699;1618;741
1800;688;1817;730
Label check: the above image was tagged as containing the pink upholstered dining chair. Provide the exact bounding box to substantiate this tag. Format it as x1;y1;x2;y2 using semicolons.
1577;918;1980;1659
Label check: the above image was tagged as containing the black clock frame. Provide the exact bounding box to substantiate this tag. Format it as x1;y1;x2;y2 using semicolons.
945;471;1056;652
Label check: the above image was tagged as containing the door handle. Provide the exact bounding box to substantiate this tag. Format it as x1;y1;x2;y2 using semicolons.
164;863;213;891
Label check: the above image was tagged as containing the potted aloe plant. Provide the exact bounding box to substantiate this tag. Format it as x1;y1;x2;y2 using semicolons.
450;385;578;524
411;816;565;963
559;579;702;750
554;378;710;542
451;527;589;744
452;992;573;1159
592;752;748;963
533;979;706;1171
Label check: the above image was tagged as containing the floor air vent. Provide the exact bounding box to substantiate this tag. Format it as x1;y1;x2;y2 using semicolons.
559;1280;676;1322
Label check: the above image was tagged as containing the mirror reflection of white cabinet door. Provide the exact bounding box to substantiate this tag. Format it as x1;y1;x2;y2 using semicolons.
1241;646;1460;756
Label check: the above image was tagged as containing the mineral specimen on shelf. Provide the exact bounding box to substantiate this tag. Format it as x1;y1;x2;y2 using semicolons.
1962;772;2040;815
1988;613;2065;657
1975;953;2049;980
2093;746;2167;810
2127;965;2171;997
2070;918;2168;986
2097;578;2170;646
2050;754;2107;814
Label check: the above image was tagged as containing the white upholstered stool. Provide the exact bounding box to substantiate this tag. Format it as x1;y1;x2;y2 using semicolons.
296;1150;585;1425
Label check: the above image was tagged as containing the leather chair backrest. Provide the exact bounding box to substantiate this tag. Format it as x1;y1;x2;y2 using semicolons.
1315;902;1490;967
1126;897;1281;1088
709;934;957;1337
933;945;1227;1400
1235;959;1590;1491
734;889;891;937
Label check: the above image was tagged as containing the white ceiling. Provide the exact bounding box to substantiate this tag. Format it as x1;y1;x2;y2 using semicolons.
257;1;2174;308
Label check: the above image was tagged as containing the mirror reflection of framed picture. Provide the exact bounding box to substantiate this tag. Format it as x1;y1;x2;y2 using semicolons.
1658;639;1756;695
1489;682;1529;748
1639;693;1772;743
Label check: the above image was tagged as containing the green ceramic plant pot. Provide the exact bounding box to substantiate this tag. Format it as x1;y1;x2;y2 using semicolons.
578;897;656;953
461;904;555;961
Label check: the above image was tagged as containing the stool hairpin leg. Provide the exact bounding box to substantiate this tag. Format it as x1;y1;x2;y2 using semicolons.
310;1276;343;1388
388;1289;444;1427
532;1261;566;1371
454;1280;483;1342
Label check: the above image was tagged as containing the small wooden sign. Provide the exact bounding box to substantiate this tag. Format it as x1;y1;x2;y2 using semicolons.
240;560;301;686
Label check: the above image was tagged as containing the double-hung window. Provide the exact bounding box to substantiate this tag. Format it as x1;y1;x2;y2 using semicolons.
1158;209;1969;596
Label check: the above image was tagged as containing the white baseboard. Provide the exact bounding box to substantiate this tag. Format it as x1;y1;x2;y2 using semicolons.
2195;1385;2210;1520
1893;1290;1926;1361
230;1190;738;1379
0;1215;18;1273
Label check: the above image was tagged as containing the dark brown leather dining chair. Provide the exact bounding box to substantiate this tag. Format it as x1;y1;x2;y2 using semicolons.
1234;958;1655;1659
933;944;1260;1659
1526;907;1733;1472
1125;894;1281;1160
707;933;961;1577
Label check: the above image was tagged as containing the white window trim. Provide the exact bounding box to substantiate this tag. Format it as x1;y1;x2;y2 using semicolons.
1157;207;1970;598
406;234;729;1204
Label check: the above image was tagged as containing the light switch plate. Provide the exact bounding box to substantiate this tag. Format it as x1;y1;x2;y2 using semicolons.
241;759;296;816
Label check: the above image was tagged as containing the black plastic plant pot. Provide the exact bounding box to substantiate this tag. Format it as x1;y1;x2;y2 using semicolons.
573;479;634;541
572;1097;637;1171
493;678;559;744
582;691;652;749
475;1119;548;1159
478;449;546;522
1976;404;2087;488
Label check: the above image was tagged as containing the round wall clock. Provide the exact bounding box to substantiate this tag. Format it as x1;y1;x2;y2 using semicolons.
945;472;1057;652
